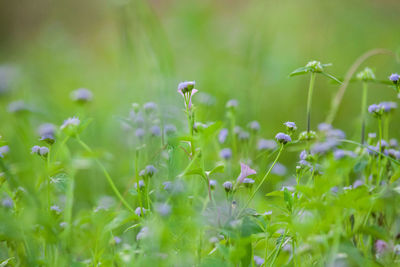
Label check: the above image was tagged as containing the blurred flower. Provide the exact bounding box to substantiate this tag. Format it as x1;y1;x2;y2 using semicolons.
389;73;399;83
318;123;332;132
150;125;161;137
50;205;62;213
284;121;297;132
143;102;157;113
226;99;238;109
209;180;217;190
238;131;250;141
8;100;29;113
145;165;157;177
135;207;146;217
248;121;260;132
71;88;93;103
334;149;356;160
137;226;149;240
254;256;265;266
368;104;384;117
218;128;228;144
39;147;49;157
135;128;145;138
135;180;145;189
357;67;375;81
114;236;122;244
375;240;388;254
220;148;232;160
0;146;9;158
164;124;177;135
237;163;256;183
379;101;397;113
243;178;255;188
311;139;338;155
2;197;13;208
353;180;364;188
177;81;197;109
223;181;233;192
60;117;80;130
275;132;291;144
38;123;56;137
257;139;277;151
155;202;171;217
40;134;55;145
271;163;287;176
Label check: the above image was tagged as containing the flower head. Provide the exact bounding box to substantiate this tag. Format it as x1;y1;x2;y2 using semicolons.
357;67;375;81
226;99;238;109
135;207;146;217
368;104;384;117
248;121;260;132
389;73;399;83
257;139;277;151
177;81;197;109
71;88;93;103
379;101;397;113
145;165;157;177
306;61;324;72
375;240;388;254
209;180;217;190
60;117;80;130
220;148;232;160
237;163;256;183
284;121;297;132
218;128;228;144
223;181;233;192
275;132;291;144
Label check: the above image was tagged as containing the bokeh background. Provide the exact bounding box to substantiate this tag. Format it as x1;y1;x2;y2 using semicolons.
1;0;399;171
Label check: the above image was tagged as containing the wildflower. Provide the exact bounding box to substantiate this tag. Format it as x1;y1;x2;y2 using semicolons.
114;236;122;244
135;180;145;189
143;102;157;113
388;149;400;159
2;197;13;208
243;178;255;188
155;202;171;217
39;147;49;157
311;139;338;155
220;148;232;160
209;180;217;190
318;123;332;132
218;128;228;144
8;100;29;114
357;67;375;81
50;205;62;213
223;181;233;192
375;240;388;254
226;99;238;109
299;130;317;141
164;124;177;135
60;117;80;130
135;207;146;217
326;129;346;139
248;121;260;132
284;121;297;133
379;101;397;113
390;138;398;148
334;149;356;160
135;128;145;138
38;123;56;137
162;181;172;191
150;125;161;137
368;104;384;117
177;81;197;109
145;165;157;177
238;131;250;141
275;132;291;144
136;226;149;240
70;88;93;103
368;132;376;139
237;163;257;183
353;180;364;188
389;73;399;84
254;256;265;266
257;139;277;151
271;163;287;176
0;146;9;158
306;60;324;72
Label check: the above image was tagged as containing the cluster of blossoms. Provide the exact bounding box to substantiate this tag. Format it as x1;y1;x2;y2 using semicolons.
31;145;49;157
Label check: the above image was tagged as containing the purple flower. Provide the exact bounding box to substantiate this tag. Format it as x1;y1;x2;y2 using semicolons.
220;148;232;160
238;131;250;141
271;163;287;176
135;207;146;217
114;236;122;244
389;73;399;83
218;128;228;144
209;180;217;190
50;205;62;213
135;128;145;138
318;123;332;132
145;165;157;177
284;121;297;131
38;123;56;137
375;240;388;254
8;100;29;113
135;180;145;189
39;147;49;157
237;163;256;183
326;129;346;139
257;139;277;151
31;145;41;154
254;256;265;266
177;81;197;109
226;99;238;109
71;88;93;102
61;117;80;130
368;104;383;116
275;132;291;144
136;226;149;240
150;125;161;137
223;181;233;192
0;146;9;157
353;180;364;188
2;197;13;208
164;124;177;135
143;102;157;112
243;178;255;187
155;202;171;217
379;101;397;112
248;121;260;131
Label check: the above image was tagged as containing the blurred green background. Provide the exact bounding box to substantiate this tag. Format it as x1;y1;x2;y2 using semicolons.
1;0;399;156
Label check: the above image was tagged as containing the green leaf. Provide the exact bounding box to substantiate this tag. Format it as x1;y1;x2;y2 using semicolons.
283;188;293;212
320;71;342;84
208;164;225;176
289;66;310;77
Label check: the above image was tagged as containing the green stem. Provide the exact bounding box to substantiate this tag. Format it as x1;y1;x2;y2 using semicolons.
383;115;390;141
377;118;383;186
360;82;368;144
306;72;316;133
134;150;144;215
240;145;284;215
76;136;134;213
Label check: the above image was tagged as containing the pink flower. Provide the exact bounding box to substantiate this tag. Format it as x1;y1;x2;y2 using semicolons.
237;163;257;183
177;81;197;109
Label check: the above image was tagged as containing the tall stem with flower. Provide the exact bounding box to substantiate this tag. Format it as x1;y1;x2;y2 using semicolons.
178;81;197;157
357;67;375;144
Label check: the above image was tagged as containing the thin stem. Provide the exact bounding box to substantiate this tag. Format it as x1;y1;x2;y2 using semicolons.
135;150;144;215
383;115;390;141
76;136;134;213
377;118;383;186
306;72;316;133
240;145;284;215
360;82;368;144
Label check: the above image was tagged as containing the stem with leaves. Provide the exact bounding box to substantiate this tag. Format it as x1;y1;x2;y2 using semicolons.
361;82;368;144
306;72;316;133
